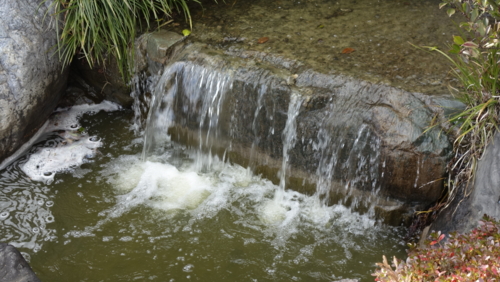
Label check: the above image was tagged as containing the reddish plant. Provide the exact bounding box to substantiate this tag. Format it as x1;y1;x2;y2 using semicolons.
373;215;500;281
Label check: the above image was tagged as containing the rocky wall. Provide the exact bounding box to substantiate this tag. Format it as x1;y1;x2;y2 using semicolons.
137;31;456;225
0;0;68;165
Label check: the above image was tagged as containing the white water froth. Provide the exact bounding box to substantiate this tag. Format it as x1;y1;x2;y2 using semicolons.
21;101;120;183
46;100;121;132
67;153;377;246
22;137;102;183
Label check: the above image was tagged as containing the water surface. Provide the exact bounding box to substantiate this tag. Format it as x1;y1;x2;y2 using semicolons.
0;109;406;281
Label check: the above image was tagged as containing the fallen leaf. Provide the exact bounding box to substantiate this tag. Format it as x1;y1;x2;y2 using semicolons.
258;37;269;44
341;47;355;54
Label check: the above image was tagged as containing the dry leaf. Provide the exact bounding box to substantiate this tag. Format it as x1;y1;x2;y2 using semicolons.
258;37;269;44
341;47;355;54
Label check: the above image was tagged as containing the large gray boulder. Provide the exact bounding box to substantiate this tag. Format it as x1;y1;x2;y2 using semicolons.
0;243;40;282
432;132;500;234
0;0;68;164
136;32;454;225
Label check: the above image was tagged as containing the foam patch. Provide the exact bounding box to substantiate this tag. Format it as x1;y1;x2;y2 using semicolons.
22;136;102;184
46;100;121;132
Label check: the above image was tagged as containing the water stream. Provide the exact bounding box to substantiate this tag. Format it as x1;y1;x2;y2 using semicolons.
0;62;407;281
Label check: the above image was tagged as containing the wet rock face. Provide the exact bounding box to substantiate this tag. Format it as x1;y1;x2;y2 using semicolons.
432;132;500;234
0;0;68;164
0;243;40;282
139;32;454;224
71;57;133;108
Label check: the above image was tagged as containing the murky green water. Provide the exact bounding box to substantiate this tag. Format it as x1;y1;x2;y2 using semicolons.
0;108;406;281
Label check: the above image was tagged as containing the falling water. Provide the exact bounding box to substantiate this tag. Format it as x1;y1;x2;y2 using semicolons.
0;60;408;281
311;86;383;213
138;62;233;170
276;93;304;200
134;60;388;216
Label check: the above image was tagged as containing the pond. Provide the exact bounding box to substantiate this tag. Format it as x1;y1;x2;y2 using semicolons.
0;0;460;279
0;104;406;281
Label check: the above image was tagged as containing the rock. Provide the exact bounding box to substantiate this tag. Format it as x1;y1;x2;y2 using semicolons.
0;243;40;282
146;30;184;64
0;0;68;165
137;32;455;225
432;132;500;234
72;56;133;108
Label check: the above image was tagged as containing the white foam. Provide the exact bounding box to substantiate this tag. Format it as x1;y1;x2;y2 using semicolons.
103;161;212;219
46;100;121;132
21;137;102;184
19;100;120;183
67;152;382;249
259;199;287;224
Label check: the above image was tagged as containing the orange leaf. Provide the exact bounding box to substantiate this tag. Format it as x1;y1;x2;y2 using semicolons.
341;47;355;54
438;233;445;242
258;37;269;44
430;240;438;245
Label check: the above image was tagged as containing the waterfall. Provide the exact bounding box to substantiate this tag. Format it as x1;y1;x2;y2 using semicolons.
133;60;385;217
276;93;304;201
135;62;233;167
311;85;382;212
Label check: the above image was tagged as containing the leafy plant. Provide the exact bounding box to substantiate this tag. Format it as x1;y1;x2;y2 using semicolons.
43;0;199;81
421;0;500;211
373;215;500;281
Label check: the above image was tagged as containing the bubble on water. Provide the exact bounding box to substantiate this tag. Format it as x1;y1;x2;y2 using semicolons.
119;236;133;242
0;211;9;220
32;227;40;233
45;216;55;223
46;201;54;207
183;264;194;272
37;199;44;206
89;136;100;142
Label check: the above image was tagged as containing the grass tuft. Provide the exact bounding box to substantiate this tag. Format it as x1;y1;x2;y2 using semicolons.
42;0;200;82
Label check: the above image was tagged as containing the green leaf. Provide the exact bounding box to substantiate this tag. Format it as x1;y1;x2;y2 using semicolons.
439;2;448;9
478;21;487;36
449;44;461;54
471;8;479;21
453;35;465;45
447;8;456;17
